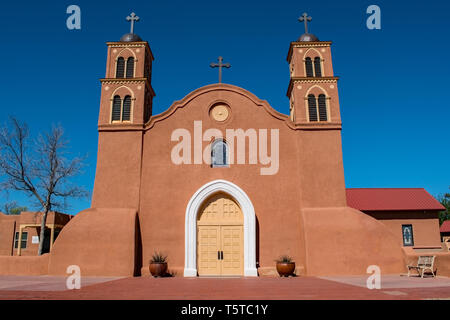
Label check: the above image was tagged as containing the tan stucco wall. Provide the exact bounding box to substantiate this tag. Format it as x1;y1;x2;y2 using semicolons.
0;255;49;275
91;131;143;209
364;211;442;248
0;218;15;256
302;207;405;276
48;208;138;276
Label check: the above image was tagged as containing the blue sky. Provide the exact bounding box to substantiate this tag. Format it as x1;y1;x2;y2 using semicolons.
0;0;449;214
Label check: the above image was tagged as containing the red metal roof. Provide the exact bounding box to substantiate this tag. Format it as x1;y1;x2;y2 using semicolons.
346;188;445;211
441;220;450;233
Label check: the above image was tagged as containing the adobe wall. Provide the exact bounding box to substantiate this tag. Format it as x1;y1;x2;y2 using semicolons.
48;208;138;277
91;131;143;209
0;255;49;275
365;211;442;247
301;207;406;276
298;130;347;208
0;218;15;256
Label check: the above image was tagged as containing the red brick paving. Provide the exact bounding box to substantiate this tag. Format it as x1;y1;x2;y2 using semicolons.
1;276;450;300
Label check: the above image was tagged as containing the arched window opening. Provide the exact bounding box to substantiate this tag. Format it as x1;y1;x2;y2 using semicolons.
122;96;132;121
116;57;125;78
314;57;322;77
112;96;122;121
126;57;135;78
211;139;228;167
318;94;328;121
305;57;314;77
308;94;318;122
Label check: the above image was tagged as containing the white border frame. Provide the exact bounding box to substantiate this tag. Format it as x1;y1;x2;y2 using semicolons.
184;179;258;277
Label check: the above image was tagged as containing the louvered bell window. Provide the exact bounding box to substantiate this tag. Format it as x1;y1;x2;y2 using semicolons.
308;94;318;122
116;57;125;78
122;96;132;121
314;57;322;77
126;57;135;78
305;57;314;77
112;96;122;121
318;94;328;121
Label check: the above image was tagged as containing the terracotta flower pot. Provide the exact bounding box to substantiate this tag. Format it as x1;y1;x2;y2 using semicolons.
276;262;295;277
149;262;168;277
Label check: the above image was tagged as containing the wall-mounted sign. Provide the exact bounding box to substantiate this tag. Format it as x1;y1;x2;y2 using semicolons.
32;236;39;244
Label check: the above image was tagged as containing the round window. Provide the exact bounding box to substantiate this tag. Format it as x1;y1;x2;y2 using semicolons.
210;104;230;122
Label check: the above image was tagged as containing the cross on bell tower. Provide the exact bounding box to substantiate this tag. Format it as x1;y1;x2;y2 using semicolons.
210;56;231;83
126;12;140;34
298;12;312;34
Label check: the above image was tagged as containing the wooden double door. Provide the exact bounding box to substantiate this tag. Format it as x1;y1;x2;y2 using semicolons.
197;194;244;276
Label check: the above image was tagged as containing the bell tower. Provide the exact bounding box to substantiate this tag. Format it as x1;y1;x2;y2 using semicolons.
92;13;155;209
287;13;341;129
288;13;347;208
98;12;155;127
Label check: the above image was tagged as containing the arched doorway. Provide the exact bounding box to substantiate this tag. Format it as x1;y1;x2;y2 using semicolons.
197;193;243;276
184;179;257;277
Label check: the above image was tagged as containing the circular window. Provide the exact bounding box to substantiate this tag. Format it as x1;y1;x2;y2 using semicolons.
210;104;230;122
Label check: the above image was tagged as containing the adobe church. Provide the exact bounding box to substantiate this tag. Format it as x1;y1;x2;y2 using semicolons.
2;13;446;277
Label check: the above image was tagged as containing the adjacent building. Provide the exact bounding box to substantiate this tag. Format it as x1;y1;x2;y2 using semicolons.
346;188;444;250
0;211;72;256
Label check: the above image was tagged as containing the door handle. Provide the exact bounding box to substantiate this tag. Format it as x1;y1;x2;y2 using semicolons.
220;251;224;260
218;251;220;260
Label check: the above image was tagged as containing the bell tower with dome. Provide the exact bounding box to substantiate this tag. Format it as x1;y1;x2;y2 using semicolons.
287;13;347;209
287;13;342;130
91;12;155;209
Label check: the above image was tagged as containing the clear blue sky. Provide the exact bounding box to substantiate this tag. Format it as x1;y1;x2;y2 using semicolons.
0;0;449;214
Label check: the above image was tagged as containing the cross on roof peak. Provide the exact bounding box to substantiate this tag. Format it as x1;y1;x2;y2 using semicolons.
210;56;231;83
298;12;312;34
126;12;140;34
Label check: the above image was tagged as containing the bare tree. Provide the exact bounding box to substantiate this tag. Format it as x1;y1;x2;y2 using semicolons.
0;117;88;255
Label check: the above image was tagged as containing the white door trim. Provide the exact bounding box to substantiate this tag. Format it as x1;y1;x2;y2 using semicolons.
184;179;258;277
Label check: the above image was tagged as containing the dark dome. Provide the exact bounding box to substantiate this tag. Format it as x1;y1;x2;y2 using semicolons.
298;33;319;42
120;33;142;42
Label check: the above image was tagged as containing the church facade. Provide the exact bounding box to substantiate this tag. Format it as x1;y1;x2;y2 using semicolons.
9;17;444;278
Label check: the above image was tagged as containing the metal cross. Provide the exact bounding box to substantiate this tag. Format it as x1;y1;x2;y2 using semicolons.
210;56;231;83
298;12;312;34
126;12;140;34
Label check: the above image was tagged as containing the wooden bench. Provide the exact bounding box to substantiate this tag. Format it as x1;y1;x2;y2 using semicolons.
407;256;436;278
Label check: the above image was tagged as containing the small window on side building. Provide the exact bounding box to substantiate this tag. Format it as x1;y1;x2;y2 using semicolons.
14;232;28;249
402;224;414;246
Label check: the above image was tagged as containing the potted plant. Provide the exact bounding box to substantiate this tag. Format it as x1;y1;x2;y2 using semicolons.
275;255;295;277
149;252;168;277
